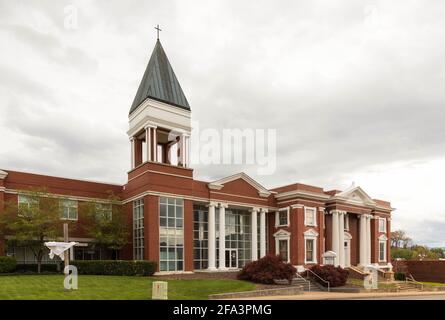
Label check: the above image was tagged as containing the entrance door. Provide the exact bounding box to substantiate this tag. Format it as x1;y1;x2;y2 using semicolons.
225;249;238;269
344;240;351;267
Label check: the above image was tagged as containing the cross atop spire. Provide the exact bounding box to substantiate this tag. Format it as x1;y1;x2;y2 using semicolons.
155;24;162;40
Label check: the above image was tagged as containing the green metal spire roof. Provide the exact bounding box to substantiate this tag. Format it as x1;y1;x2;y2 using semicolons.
129;40;190;114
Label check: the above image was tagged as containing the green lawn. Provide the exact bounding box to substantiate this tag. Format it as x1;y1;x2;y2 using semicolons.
421;282;445;287
0;275;256;300
346;278;397;289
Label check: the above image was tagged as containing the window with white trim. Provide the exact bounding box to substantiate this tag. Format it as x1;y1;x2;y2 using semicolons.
305;238;316;263
304;207;317;226
379;218;386;232
276;208;289;226
60;200;78;220
18;195;39;216
278;239;289;262
379;240;387;262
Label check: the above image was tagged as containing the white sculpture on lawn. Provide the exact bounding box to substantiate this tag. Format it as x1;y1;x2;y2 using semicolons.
44;224;79;290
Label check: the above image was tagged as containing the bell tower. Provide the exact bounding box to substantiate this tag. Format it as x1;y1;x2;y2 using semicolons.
127;39;191;170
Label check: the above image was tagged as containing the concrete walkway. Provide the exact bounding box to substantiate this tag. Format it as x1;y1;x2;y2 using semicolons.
233;291;445;300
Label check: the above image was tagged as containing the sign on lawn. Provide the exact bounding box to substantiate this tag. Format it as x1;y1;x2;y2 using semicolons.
363;266;378;289
152;281;168;300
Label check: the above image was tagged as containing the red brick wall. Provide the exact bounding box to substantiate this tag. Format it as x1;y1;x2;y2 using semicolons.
393;260;445;282
0;187;4;256
183;199;194;272
371;216;378;263
145;195;159;270
348;214;359;266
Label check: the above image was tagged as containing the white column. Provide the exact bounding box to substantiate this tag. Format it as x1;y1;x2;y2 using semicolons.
366;215;372;265
338;211;345;268
180;133;188;167
359;214;367;266
260;209;267;258
251;208;258;261
208;202;217;270
145;126;152;162
153;127;158;162
185;135;190;168
331;211;340;266
218;203;227;270
130;137;135;169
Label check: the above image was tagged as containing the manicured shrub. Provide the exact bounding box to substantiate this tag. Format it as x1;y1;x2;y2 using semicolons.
71;260;157;276
310;265;349;287
15;264;59;273
0;256;17;273
394;272;406;281
237;254;296;284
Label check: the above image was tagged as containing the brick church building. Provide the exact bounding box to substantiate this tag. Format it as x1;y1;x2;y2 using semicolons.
0;39;393;274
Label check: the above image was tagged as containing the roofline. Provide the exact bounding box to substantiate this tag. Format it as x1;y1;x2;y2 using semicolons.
0;169;124;187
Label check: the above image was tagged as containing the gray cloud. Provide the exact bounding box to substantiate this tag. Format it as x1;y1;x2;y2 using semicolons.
0;0;444;245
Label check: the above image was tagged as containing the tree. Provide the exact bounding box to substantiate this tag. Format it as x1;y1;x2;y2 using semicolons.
391;230;412;248
0;188;74;273
82;193;129;259
430;247;445;259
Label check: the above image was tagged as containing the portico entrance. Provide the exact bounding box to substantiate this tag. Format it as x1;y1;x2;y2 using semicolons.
225;249;238;269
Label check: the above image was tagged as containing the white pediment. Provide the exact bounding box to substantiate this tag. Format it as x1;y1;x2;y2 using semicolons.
344;232;352;240
208;172;271;198
333;183;376;206
303;228;319;237
273;229;291;238
379;234;388;241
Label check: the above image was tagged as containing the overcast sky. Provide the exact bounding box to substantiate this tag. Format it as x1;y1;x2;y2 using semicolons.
1;1;444;246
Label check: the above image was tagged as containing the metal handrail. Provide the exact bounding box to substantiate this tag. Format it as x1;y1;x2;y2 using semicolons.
304;269;331;292
406;273;424;291
295;272;311;291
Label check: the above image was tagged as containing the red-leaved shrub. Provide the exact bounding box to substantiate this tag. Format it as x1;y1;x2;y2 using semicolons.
310;265;349;287
237;254;296;284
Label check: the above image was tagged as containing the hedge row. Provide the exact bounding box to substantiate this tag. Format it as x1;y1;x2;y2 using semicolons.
71;260;156;276
0;257;17;273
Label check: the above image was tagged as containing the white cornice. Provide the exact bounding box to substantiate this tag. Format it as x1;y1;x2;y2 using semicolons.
4;189;116;204
0;170;8;180
275;189;330;201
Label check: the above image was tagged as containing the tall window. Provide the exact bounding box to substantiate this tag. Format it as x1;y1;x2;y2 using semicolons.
159;197;184;272
304;207;317;226
379;218;386;232
60;200;78;220
379;240;387;262
193;204;208;270
305;238;316;263
278;240;288;262
133;199;144;260
96;203;112;220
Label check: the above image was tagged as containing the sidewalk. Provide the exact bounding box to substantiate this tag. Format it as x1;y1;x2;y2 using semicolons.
233;290;445;300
